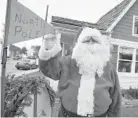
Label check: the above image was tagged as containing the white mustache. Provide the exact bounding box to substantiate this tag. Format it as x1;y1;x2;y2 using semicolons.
82;37;100;44
72;42;110;76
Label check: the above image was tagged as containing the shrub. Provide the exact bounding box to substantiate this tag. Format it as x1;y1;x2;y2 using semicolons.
121;87;138;99
4;74;56;117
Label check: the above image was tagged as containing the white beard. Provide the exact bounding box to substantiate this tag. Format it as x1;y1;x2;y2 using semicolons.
71;42;110;116
72;42;110;76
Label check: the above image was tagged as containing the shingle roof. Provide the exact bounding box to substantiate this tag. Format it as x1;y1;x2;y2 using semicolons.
51;16;111;35
52;16;97;30
97;0;132;30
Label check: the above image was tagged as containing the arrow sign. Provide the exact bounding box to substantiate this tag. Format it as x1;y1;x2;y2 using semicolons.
8;0;55;44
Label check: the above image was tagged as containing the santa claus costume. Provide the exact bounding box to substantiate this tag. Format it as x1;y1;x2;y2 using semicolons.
39;27;121;117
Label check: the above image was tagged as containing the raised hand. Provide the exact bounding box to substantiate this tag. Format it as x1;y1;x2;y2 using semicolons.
43;34;57;50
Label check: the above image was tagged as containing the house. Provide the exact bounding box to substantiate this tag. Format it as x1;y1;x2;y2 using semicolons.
8;45;22;58
51;0;138;89
97;0;138;89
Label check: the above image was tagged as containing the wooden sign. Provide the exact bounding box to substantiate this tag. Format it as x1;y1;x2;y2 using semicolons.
8;0;55;44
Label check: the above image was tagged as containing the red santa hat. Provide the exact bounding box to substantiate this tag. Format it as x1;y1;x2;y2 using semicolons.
43;34;56;39
77;27;103;44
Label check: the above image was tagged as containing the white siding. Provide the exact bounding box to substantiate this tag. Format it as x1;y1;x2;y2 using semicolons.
119;75;138;89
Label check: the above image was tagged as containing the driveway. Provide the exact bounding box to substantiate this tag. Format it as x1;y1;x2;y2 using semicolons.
0;58;39;76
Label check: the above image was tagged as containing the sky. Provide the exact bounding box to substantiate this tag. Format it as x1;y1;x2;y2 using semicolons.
0;0;123;49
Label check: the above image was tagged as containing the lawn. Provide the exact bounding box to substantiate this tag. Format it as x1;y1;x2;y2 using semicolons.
122;106;138;117
52;98;138;117
122;99;138;117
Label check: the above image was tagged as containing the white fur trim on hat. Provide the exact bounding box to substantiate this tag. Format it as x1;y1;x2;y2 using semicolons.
43;34;56;39
39;34;62;61
78;27;102;44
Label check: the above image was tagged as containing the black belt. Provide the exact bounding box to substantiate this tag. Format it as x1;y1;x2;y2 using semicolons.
60;104;107;117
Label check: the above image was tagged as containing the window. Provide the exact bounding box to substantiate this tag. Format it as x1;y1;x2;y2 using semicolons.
117;46;138;74
61;43;73;56
118;47;133;73
64;44;73;56
135;49;138;73
132;16;138;36
60;42;64;56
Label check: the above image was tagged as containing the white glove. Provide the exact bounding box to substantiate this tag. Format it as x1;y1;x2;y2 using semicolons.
43;34;56;50
43;33;61;50
39;33;62;60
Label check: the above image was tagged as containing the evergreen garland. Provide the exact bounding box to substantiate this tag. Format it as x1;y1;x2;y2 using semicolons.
4;74;56;117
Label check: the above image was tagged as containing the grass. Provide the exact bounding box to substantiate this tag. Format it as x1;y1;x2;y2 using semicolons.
122;99;138;117
52;98;138;117
122;106;138;117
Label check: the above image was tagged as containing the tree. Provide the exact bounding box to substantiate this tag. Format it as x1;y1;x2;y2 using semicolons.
21;47;27;54
8;45;22;57
4;75;56;117
31;45;40;57
31;46;40;52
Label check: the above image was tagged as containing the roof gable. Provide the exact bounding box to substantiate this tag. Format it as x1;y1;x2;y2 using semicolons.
97;0;136;32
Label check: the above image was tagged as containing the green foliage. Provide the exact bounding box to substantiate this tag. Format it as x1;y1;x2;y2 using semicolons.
21;47;27;54
31;45;40;57
122;87;138;99
5;75;56;117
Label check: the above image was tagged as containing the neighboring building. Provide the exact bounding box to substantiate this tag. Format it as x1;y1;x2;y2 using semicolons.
8;45;21;58
51;0;138;89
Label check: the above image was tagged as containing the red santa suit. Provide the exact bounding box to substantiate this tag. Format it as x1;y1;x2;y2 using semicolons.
39;27;121;117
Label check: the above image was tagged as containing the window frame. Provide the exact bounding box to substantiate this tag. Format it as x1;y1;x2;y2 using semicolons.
132;15;138;37
135;49;138;73
60;42;65;56
117;46;138;76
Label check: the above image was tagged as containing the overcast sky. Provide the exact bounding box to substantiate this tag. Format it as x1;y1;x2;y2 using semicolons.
0;0;123;49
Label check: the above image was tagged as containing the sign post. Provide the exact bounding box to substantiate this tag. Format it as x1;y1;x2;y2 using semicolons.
45;5;49;23
33;88;37;117
43;5;49;40
0;0;12;117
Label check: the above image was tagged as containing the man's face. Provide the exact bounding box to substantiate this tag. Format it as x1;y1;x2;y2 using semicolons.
44;34;57;50
80;36;103;55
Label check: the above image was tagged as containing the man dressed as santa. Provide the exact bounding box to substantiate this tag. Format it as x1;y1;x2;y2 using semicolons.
39;27;121;117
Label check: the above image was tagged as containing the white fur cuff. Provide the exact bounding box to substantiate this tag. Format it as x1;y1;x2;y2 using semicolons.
39;40;62;61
